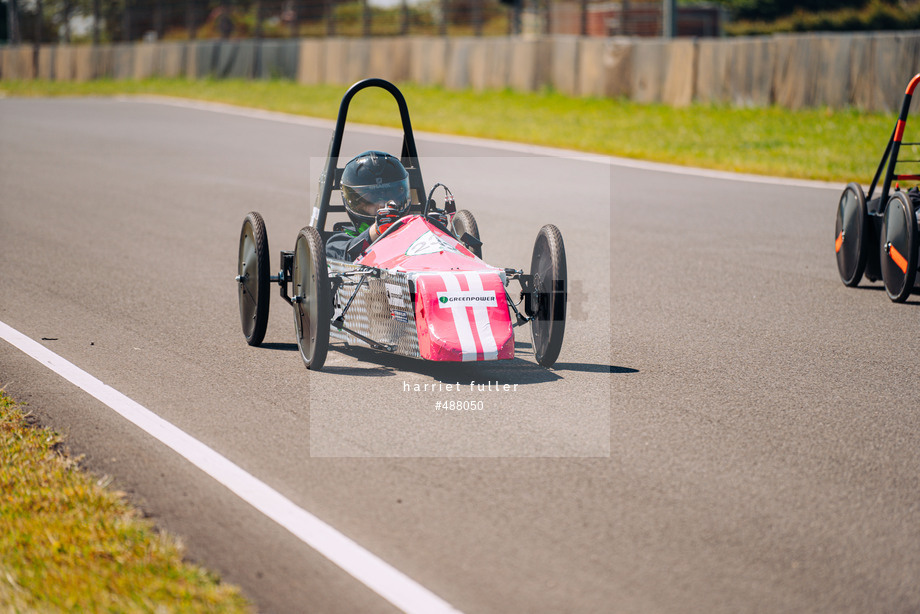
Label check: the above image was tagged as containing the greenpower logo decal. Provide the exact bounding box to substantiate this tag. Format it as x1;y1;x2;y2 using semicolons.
436;291;498;308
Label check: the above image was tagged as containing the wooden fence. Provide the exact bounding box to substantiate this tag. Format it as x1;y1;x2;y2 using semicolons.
3;32;920;112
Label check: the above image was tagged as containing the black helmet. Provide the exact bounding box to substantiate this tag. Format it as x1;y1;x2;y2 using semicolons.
341;151;411;231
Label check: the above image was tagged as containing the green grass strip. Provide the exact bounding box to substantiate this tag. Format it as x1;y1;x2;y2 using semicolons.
0;390;252;613
3;77;916;185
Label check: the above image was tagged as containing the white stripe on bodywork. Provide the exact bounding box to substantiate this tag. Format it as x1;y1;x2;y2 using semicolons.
439;273;478;361
464;273;498;360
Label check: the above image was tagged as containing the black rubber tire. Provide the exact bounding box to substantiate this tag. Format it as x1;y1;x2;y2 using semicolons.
451;209;482;259
835;182;869;287
238;211;270;346
292;226;331;370
530;224;567;368
880;191;918;303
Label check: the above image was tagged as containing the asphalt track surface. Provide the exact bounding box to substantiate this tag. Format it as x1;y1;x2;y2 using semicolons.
1;97;919;613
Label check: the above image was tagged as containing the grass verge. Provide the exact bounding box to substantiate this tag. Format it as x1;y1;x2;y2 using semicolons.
0;390;252;612
1;77;914;185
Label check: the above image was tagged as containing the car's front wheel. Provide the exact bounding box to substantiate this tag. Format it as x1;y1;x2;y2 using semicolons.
880;191;918;302
529;224;567;368
452;209;482;259
292;226;331;370
237;211;270;346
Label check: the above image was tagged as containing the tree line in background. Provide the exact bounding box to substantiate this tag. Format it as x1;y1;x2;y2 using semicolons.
710;0;882;21
1;0;513;43
4;0;920;44
707;0;920;34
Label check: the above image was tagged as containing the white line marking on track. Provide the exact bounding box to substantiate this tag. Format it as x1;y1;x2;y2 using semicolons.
0;320;460;614
123;95;842;191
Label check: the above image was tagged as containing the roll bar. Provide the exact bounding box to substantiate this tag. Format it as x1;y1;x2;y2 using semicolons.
868;73;920;204
311;79;426;232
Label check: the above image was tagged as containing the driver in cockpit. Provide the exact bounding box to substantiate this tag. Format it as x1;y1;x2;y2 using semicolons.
325;150;411;261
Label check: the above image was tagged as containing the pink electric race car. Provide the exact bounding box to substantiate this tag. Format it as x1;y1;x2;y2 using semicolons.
236;78;567;371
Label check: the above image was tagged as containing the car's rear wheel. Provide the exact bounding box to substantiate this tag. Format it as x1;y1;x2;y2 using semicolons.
835;182;869;287
452;210;482;259
530;224;567;368
292;226;331;370
237;211;270;346
880;191;918;302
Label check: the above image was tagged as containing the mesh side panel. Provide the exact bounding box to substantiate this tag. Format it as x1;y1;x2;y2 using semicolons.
328;261;420;358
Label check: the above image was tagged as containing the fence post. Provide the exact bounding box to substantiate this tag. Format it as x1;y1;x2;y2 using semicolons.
662;0;675;38
325;0;335;36
122;0;131;42
218;0;232;38
362;0;370;37
439;0;447;36
33;0;42;68
6;0;21;45
186;0;197;40
473;0;482;37
92;0;100;43
288;0;300;37
155;0;164;39
255;0;263;38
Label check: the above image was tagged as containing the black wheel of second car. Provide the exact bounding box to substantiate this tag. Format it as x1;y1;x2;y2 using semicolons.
835;182;869;287
880;191;918;302
529;224;567;368
451;210;482;259
292;226;331;370
237;211;270;346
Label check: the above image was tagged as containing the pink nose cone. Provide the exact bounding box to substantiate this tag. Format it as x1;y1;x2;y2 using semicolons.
414;272;514;362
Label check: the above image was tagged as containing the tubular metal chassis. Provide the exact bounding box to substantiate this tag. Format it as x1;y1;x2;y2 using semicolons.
236;78;566;370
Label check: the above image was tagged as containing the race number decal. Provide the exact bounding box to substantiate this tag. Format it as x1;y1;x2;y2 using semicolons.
406;231;462;256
